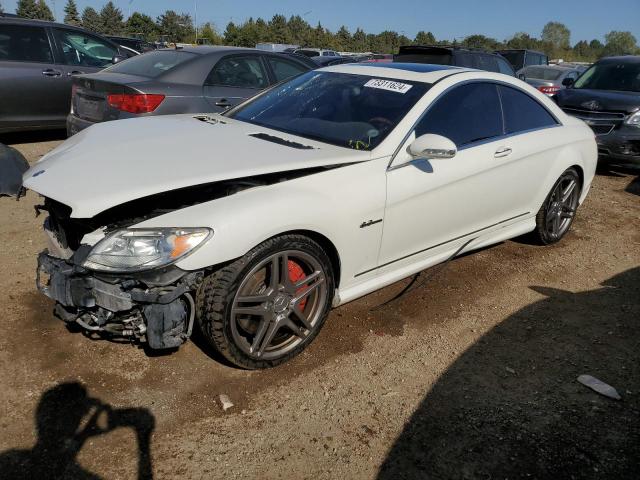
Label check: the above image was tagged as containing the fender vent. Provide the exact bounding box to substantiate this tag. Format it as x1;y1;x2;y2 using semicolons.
249;133;315;150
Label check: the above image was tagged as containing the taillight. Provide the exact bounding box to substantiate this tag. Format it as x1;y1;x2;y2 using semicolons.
107;93;165;114
538;85;561;95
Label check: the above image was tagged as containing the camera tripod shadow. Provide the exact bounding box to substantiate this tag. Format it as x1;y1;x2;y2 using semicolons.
0;382;155;480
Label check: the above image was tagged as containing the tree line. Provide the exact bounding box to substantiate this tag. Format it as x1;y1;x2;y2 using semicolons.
7;0;640;61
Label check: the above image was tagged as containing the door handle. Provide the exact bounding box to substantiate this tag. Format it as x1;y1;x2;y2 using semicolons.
42;69;62;77
215;99;231;108
494;147;512;158
67;70;84;76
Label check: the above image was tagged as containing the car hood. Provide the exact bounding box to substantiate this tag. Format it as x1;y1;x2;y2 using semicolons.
556;88;640;113
23;114;371;218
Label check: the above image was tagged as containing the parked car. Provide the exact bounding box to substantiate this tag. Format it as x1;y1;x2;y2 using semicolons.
294;48;339;57
277;51;318;69
394;45;516;76
105;35;156;54
0;15;134;133
311;55;356;67
67;46;313;136
366;54;393;63
520;65;584;96
17;63;596;368
498;49;548;71
555;56;640;165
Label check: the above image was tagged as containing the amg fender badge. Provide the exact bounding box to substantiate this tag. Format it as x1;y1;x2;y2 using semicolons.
360;219;383;228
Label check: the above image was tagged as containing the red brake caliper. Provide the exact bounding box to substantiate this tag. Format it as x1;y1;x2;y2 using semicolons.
287;260;307;310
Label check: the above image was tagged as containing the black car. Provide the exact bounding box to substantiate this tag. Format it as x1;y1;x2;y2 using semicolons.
311;55;356;67
0;15;133;133
497;49;548;72
394;45;516;76
555;56;640;165
67;47;314;136
105;35;156;54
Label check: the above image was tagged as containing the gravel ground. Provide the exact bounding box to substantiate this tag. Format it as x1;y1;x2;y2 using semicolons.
0;132;639;479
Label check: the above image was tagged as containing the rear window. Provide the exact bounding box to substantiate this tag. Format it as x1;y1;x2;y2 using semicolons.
524;67;562;80
104;50;196;77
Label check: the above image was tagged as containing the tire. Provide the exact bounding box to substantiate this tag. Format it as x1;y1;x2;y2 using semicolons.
533;167;581;245
196;234;335;369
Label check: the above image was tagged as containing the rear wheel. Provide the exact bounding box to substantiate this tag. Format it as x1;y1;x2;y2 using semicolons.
197;234;334;369
533;167;581;245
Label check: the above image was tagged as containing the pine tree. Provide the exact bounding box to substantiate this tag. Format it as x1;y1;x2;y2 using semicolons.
125;12;157;41
35;0;54;20
100;1;123;35
63;0;81;26
81;6;102;33
16;0;40;19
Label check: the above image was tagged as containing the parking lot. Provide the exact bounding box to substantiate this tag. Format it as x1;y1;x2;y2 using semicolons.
0;133;637;478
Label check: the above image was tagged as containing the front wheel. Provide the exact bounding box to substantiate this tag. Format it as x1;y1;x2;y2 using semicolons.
533;167;581;245
197;234;334;369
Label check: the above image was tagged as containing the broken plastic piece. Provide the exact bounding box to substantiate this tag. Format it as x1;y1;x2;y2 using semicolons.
577;374;621;400
0;143;29;198
219;394;234;411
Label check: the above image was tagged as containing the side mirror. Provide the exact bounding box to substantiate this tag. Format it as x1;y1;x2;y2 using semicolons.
408;134;457;160
518;73;526;81
562;77;574;87
111;54;127;65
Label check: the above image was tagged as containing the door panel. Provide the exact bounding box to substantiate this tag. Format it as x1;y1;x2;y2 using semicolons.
0;24;62;129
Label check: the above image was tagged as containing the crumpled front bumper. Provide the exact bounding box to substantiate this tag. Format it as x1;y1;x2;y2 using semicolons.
36;251;203;349
596;128;640;165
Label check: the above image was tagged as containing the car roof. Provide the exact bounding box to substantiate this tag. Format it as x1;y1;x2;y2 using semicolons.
597;55;640;64
0;15;84;30
498;49;547;55
321;63;470;83
161;46;262;55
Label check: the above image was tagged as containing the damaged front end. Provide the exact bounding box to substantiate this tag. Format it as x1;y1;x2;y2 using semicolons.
37;249;203;349
35;197;209;350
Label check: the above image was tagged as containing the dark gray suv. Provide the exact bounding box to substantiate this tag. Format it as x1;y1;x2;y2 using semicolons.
0;16;130;133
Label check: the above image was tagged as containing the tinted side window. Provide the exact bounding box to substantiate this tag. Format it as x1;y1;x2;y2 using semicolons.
499;85;558;134
416;82;503;147
497;58;515;76
0;24;53;63
53;29;117;67
477;55;499;73
455;53;474;68
266;57;308;83
207;56;268;88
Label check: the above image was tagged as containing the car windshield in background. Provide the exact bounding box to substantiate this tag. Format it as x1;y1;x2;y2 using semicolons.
104;50;197;77
230;71;429;150
573;62;640;92
524;67;563;80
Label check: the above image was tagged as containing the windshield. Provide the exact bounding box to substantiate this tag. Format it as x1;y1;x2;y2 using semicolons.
230;71;430;150
524;66;563;80
574;62;640;92
104;50;196;78
500;51;524;70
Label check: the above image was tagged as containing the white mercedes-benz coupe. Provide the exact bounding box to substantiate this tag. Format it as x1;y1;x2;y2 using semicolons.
22;63;597;368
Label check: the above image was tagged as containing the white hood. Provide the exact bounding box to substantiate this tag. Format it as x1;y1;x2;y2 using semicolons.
23;115;370;218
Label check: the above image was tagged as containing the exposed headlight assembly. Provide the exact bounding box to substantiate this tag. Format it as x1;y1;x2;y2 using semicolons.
625;111;640;127
83;228;212;272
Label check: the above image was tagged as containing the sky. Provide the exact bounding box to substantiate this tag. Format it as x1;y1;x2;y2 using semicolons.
4;0;640;43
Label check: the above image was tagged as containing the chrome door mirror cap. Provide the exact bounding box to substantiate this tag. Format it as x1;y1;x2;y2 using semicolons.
408;134;457;159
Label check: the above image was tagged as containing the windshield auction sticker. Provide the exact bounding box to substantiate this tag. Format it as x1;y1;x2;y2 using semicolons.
364;79;413;94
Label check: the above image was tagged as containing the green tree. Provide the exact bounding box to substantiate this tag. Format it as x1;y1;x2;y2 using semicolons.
541;21;570;51
287;15;312;47
335;25;352;51
462;34;500;51
352;28;367;52
414;31;436;45
100;1;123;35
63;0;81;26
224;21;240;45
573;40;591;60
81;6;102;32
505;32;541;51
602;31;638;57
268;14;289;43
35;0;54;20
157;10;193;43
125;12;157;41
200;22;222;45
16;0;40;19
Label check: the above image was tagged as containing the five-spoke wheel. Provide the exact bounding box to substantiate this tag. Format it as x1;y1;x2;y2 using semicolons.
197;235;334;369
534;167;581;244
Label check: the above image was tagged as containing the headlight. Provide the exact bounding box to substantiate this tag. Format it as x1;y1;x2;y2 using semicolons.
83;228;212;272
625;111;640;127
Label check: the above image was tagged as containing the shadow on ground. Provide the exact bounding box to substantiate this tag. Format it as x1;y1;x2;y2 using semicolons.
378;268;640;479
0;130;67;146
0;382;155;480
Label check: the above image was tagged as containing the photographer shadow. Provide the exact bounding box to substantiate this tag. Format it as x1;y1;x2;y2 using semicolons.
0;382;155;480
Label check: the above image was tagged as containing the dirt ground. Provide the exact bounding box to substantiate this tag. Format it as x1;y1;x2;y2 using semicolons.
0;131;639;479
